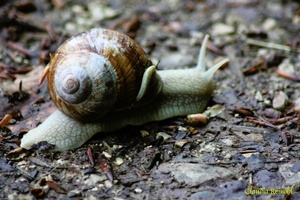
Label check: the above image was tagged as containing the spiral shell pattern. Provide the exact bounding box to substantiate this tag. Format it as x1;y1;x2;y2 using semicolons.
47;28;162;122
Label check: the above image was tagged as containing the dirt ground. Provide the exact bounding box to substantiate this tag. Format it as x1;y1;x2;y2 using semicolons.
1;0;300;199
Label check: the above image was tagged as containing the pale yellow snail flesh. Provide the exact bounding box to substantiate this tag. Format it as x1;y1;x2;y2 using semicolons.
20;29;229;151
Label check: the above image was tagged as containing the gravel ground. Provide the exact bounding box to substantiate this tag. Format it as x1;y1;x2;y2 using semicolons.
1;0;300;199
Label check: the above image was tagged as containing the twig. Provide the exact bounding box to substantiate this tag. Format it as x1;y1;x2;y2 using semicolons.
246;38;294;52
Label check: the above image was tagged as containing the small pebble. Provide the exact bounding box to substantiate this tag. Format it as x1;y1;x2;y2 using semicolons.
221;138;233;147
175;139;189;147
242;152;259;158
246;133;264;143
104;180;113;188
156;132;172;141
134;187;143;194
255;91;264;102
178;126;188;132
272;91;288;111
262;18;277;30
84;174;106;187
263;108;281;119
224;153;232;159
211;23;235;36
203;104;225;118
114;157;124;166
67;189;81;198
102;151;112;159
88;2;118;22
278;59;294;74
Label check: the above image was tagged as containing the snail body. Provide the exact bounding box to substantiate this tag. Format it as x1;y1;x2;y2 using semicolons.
20;28;229;151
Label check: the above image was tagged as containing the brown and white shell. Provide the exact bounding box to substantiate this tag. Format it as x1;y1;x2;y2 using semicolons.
46;28;162;122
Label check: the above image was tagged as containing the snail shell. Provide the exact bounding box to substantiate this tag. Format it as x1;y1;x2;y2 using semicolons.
46;28;162;122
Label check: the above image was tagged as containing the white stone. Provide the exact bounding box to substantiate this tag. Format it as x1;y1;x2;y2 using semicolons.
211;23;235;36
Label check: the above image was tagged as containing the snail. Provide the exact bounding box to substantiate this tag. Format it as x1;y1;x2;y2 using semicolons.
20;28;229;151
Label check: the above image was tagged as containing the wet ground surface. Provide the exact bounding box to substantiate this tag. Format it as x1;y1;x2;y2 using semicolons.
1;0;300;199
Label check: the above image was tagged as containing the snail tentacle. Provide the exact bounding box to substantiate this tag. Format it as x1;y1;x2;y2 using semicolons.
136;65;157;101
197;34;210;71
202;58;229;82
